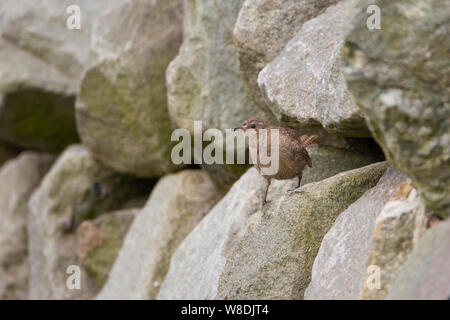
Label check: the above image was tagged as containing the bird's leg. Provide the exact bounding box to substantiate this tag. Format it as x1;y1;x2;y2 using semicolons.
263;178;271;206
288;173;302;192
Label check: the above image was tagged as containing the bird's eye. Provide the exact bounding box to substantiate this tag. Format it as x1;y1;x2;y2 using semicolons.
250;124;256;128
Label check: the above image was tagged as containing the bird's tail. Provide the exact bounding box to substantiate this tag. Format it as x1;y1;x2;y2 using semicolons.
300;135;318;147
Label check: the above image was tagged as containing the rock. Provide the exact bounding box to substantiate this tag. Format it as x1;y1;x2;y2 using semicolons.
166;0;276;189
262;144;383;197
0;152;53;299
158;161;388;299
304;167;408;300
0;1;124;151
234;0;340;107
28;144;153;299
0;142;19;167
76;0;183;178
77;209;138;288
258;0;369;137
98;170;221;299
386;219;450;300
157;168;267;300
0;38;79;152
344;0;450;218
166;0;274;134
361;186;427;300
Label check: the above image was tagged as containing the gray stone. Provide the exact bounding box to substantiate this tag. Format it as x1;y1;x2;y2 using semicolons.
233;0;340;107
0;152;53;299
258;0;369;137
98;170;221;299
361;186;427;300
28;144;152;299
344;0;450;218
76;0;183;177
166;0;275;135
157;168;267;300
166;0;277;189
304;167;408;300
386;219;450;300
77;209;138;288
158;162;388;299
0;1;124;151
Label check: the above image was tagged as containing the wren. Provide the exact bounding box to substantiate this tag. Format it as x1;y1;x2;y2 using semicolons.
234;118;317;206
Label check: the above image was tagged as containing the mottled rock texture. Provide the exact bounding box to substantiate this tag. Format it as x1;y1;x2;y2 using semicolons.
28;145;152;299
304;167;408;300
158;162;388;299
345;0;450;218
234;0;340;107
76;0;183;177
167;0;274;135
0;1;124;151
217;162;388;299
98;170;221;299
386;219;450;300
77;209;138;287
258;0;369;137
0;152;53;299
361;186;427;300
157;168;267;300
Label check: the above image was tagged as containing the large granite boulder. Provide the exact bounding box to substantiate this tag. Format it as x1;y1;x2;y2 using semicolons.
0;0;124;151
344;0;450;218
166;0;276;189
76;209;138;288
98;170;221;299
234;0;340;107
258;0;369;137
157;168;268;300
166;0;274;135
76;0;183;177
361;185;427;300
158;162;388;299
386;219;450;300
304;167;408;299
0;152;53;299
28;145;152;299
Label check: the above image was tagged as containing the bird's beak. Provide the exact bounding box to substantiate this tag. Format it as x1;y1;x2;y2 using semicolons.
233;126;243;132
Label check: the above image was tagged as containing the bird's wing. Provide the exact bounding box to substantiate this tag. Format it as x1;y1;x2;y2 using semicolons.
278;128;313;168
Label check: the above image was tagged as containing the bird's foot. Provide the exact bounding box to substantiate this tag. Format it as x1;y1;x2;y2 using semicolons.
262;200;272;206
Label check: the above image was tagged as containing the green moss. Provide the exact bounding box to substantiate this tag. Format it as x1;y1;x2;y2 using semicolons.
0;88;80;152
82;216;132;287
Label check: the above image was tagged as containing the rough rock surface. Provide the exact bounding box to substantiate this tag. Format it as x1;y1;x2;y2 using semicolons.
258;0;368;137
157;168;267;300
0;1;124;151
28;145;152;299
345;0;450;218
0;152;53;299
386;219;450;300
158;162;388;299
0;38;79;152
233;0;340;107
304;167;408;300
0;142;19;167
98;170;221;299
77;209;138;287
361;186;427;300
76;0;183;177
166;0;274;134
